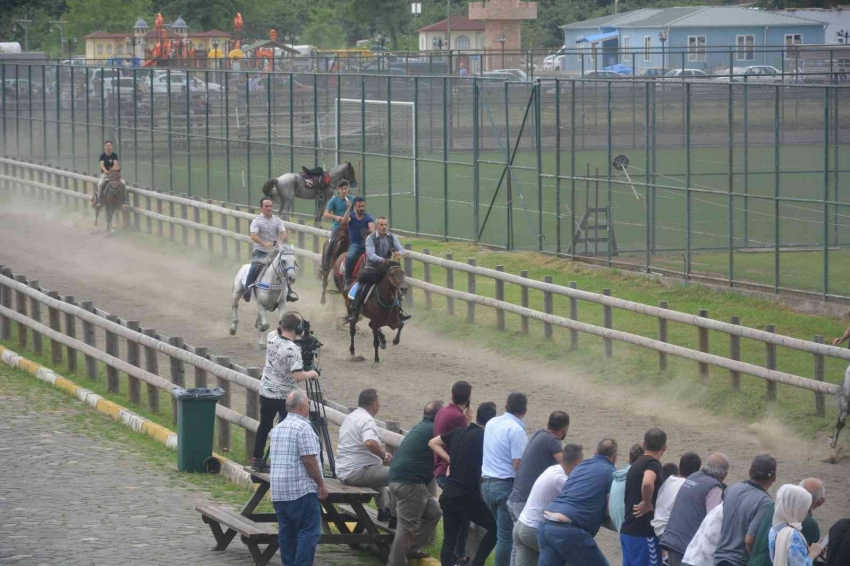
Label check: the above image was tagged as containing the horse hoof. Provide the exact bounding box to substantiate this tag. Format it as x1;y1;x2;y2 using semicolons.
392;338;400;346
229;326;237;336
373;360;381;366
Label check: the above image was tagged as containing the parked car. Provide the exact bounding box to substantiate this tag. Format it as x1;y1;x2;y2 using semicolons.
3;78;40;95
540;51;565;71
146;71;188;94
663;68;711;79
189;76;222;93
712;65;784;84
580;70;625;80
482;69;530;82
637;68;665;78
102;76;141;99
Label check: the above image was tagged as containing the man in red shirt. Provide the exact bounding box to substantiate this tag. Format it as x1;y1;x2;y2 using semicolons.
433;381;473;564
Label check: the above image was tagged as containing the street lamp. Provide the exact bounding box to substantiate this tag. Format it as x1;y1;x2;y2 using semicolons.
410;2;421;16
658;31;667;74
13;19;33;52
50;20;68;59
837;29;850;44
498;33;506;70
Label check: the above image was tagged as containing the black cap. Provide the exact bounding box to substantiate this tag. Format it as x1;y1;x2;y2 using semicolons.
749;454;777;481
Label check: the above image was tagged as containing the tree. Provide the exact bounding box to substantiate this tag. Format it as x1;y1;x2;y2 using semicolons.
156;0;239;32
65;0;152;38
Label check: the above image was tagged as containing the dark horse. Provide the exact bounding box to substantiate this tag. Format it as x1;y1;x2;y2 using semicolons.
332;256;407;364
95;168;128;233
320;227;350;305
260;162;358;221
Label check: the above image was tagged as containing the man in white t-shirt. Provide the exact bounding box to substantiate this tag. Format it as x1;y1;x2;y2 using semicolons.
243;197;289;302
512;444;584;566
653;452;703;538
336;388;396;526
251;313;319;472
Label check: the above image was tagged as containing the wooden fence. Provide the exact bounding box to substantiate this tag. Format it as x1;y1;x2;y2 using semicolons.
0;157;845;418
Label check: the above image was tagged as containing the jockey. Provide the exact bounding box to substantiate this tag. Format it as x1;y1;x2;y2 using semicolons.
95;141;120;208
243;197;292;303
343;196;376;286
344;216;412;324
319;181;354;274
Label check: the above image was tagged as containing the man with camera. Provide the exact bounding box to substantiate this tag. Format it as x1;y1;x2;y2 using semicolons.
251;312;320;472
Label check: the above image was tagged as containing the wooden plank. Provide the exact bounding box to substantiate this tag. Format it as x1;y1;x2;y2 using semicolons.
81;301;98;380
28;280;42;355
64;295;78;372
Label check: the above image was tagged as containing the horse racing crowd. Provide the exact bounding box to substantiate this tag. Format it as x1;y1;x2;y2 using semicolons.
267;382;849;566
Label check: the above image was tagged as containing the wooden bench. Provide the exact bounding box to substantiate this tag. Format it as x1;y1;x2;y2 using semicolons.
196;503;279;566
197;471;396;565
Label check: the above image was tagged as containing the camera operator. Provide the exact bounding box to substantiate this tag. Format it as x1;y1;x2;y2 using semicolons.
251;312;319;472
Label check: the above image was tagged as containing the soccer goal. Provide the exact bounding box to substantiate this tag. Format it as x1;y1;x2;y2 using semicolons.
325;98;417;197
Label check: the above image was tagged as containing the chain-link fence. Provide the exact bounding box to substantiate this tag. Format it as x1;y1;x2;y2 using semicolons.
1;61;849;299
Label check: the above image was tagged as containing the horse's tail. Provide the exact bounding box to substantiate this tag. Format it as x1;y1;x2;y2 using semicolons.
262;178;278;201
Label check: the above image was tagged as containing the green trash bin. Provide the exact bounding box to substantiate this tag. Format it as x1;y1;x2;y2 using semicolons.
171;387;225;473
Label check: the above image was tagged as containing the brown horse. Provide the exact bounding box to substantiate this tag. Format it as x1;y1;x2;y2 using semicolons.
94;168;128;233
332;257;407;364
319;228;350;305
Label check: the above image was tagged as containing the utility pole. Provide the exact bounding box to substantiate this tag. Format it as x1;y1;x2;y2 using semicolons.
50;20;68;59
12;19;33;52
447;0;451;71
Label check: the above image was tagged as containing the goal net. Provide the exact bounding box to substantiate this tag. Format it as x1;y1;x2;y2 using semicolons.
271;98;417;197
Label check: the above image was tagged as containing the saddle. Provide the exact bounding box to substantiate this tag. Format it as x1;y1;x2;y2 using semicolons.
301;166;330;190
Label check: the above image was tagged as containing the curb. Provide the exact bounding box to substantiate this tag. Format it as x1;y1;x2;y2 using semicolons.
0;344;252;487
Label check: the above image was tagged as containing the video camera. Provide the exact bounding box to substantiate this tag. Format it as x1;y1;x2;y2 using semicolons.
293;318;323;372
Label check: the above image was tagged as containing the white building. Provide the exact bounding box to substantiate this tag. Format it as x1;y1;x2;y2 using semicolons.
418;16;486;73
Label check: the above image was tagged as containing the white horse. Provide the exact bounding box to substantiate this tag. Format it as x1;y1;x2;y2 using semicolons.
230;245;298;347
829;364;850;451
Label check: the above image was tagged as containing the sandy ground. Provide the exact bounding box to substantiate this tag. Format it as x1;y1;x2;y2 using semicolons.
1;199;848;560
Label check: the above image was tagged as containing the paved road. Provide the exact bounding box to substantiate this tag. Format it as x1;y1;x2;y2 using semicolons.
0;366;377;566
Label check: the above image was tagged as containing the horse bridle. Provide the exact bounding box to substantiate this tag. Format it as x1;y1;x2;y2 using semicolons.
272;249;297;283
375;266;405;309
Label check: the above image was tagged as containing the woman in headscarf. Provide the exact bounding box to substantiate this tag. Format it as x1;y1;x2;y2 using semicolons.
768;485;824;566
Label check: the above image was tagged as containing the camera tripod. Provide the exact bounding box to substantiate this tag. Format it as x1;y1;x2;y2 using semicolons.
305;376;336;478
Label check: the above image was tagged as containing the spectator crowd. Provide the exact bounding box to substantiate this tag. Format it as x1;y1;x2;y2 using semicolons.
267;382;850;566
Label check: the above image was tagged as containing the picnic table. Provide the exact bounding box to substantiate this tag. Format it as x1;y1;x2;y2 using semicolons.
196;470;395;566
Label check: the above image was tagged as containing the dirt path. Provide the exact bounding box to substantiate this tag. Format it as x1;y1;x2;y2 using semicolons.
1;201;847;558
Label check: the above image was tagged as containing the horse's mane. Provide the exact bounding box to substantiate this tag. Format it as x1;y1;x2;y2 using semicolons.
377;260;402;275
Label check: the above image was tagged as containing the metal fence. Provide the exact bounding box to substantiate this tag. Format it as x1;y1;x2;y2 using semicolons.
1;61;850;299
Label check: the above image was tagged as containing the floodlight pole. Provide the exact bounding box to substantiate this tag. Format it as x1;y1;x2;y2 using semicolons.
12;19;33;52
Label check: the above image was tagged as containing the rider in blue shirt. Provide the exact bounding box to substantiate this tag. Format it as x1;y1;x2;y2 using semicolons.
320;181;354;273
343;197;375;285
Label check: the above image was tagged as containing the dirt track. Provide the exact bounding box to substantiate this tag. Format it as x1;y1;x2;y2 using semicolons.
1;200;848;558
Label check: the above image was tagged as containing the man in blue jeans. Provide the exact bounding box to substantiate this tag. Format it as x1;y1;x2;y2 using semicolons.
481;392;529;566
343;196;375;287
269;390;329;566
538;437;618;566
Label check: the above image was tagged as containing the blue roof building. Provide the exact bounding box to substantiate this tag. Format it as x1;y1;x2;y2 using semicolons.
560;6;826;73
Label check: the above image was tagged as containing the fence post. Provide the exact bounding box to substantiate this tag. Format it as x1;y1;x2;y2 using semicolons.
168;193;176;241
213;355;232;453
14;274;28;348
568;281;579;349
126;320;141;405
385;420;401;457
132;189;140;231
179;194;189;246
445;253;455;316
729;316;741;391
602;289;613;357
312;220;321;275
47;291;62;365
404;244;414;307
246;367;261;461
765;324;777;401
698;309;709;384
28;280;42;355
297;219;307;265
80;301;98;381
234;205;243;261
544;276;554;340
104;314;120;393
206;199;214;251
155;189;164;238
142;328;160;413
423;248;432;311
520;271;530;335
169;336;185;423
145;189;152;234
220;210;228;258
193;346;208;388
192;198;202;247
813;335;825;417
467;259;476;324
658;301;668;371
0;267;12;341
64;295;78;373
495;266;505;331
